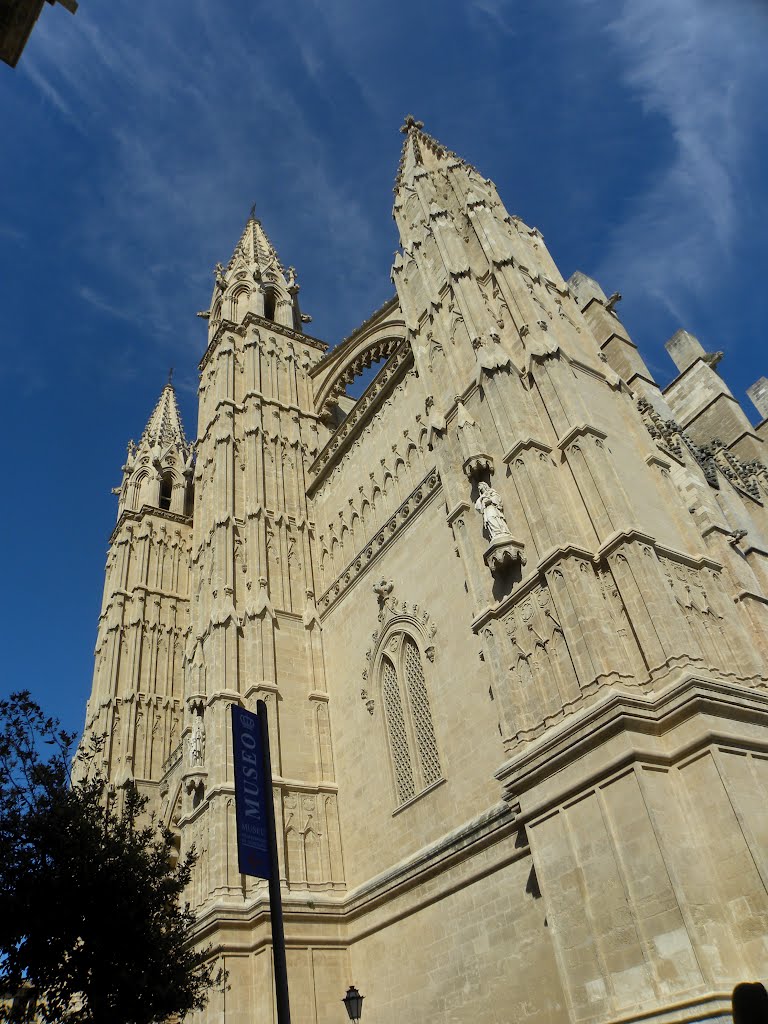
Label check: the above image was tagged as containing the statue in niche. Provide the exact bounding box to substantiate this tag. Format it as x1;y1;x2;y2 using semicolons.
475;482;511;541
189;713;205;768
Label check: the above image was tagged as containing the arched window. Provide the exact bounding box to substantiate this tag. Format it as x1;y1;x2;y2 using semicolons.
159;472;173;511
379;632;442;806
263;288;277;322
131;471;149;509
230;287;249;322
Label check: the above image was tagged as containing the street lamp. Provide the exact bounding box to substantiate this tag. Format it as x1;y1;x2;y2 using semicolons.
342;985;364;1022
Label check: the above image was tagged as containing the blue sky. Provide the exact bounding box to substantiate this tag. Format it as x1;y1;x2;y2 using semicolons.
2;0;767;736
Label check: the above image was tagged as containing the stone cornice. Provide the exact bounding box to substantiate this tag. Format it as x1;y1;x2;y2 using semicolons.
342;801;520;923
198;313;328;372
99;583;190;610
445;500;471;526
472;542;595;630
472;534;723;631
109;506;193;545
495;674;768;819
187;799;521;945
195;393;321;449
240;389;322;421
556;422;607;451
307;340;415;494
318;467;441;616
503;437;553;464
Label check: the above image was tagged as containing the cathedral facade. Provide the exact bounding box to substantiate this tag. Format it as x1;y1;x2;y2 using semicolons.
82;120;768;1024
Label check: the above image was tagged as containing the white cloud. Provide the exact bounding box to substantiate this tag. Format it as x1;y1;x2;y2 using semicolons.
20;0;380;357
590;0;768;321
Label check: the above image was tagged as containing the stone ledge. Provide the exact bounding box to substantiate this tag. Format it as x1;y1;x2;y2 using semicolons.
496;673;768;820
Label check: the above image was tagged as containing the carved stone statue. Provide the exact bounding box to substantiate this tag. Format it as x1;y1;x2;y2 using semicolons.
475;482;510;541
189;713;205;767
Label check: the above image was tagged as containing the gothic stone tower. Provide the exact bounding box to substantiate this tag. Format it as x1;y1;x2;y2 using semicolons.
83;121;768;1024
85;381;192;797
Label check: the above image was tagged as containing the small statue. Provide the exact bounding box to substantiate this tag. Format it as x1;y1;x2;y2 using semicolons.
214;262;226;291
189;713;205;767
475;482;510;541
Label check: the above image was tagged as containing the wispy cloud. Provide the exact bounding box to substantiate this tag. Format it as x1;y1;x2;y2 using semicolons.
590;0;768;323
467;0;516;37
78;286;139;324
20;0;381;359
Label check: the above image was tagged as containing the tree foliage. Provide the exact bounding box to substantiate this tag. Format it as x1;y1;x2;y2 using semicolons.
0;691;220;1023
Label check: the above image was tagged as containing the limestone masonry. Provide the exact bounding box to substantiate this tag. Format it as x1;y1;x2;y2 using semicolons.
82;119;768;1024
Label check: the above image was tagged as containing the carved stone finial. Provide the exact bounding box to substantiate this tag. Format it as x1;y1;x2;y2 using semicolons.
373;578;394;604
400;114;424;134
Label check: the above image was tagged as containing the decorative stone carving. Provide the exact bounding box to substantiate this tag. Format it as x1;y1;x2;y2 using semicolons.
475;483;526;575
189;712;205;768
360;688;375;715
475;483;509;541
457;400;494;479
483;534;527;574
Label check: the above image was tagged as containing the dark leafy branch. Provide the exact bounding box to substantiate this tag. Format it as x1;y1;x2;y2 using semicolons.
0;691;222;1024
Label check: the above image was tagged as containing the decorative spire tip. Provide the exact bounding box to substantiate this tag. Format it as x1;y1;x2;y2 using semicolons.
167;367;174;387
400;114;424;134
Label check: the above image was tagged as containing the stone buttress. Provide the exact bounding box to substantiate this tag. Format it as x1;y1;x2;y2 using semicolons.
386;117;768;1024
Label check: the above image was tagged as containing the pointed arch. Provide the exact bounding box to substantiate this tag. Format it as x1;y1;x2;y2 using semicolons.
304;828;322;886
381;654;415;804
229;285;251;322
374;618;442;807
263;286;278;322
159;470;173;511
359;492;372;532
130;470;152;510
349;506;362;550
310;298;406;418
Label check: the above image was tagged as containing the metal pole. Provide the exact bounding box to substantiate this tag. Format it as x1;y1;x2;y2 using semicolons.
257;699;291;1024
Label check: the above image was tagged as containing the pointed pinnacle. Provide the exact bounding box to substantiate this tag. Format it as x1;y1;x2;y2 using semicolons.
400;114;424;134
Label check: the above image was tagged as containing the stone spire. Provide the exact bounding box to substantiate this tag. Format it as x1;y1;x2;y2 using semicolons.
205;209;306;334
115;379;193;519
139;377;187;449
226;207;283;276
394;114;470;194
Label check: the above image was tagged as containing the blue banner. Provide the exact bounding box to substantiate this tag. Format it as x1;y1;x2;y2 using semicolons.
231;704;271;879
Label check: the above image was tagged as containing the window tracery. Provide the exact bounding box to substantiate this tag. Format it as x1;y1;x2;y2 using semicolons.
378;632;441;806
